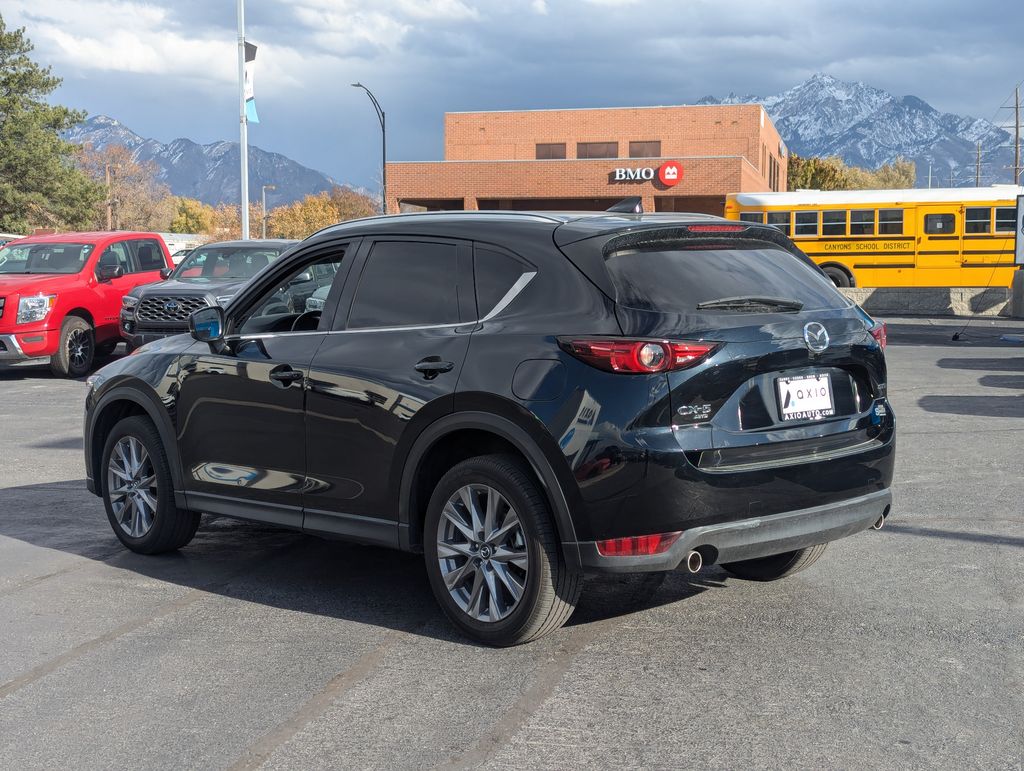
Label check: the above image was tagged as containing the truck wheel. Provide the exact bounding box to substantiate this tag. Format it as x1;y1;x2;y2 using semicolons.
50;316;95;378
101;416;200;554
823;266;851;288
721;543;828;582
424;454;582;646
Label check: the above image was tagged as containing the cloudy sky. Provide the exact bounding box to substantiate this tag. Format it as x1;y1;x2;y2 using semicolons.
5;0;1023;188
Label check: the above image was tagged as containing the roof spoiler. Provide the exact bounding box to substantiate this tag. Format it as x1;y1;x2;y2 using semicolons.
606;197;643;214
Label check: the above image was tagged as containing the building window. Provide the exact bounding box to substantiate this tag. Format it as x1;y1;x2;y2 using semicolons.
850;210;874;235
965;207;991;233
535;143;566;160
924;213;956;235
995;206;1017;232
794;211;818;237
739;212;764;224
821;210;847;236
628;141;661;158
878;209;904;235
577;141;618;159
767;211;791;236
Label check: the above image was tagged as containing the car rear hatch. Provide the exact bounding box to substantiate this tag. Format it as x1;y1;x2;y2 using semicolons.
557;222;891;470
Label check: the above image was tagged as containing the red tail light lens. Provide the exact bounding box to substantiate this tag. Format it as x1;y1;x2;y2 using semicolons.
560;338;718;373
870;322;887;350
686;224;748;233
596;531;682;556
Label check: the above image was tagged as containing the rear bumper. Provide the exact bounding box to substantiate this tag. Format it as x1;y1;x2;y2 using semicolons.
574;488;892;573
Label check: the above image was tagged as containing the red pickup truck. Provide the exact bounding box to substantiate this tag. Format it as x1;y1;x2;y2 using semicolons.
0;232;173;377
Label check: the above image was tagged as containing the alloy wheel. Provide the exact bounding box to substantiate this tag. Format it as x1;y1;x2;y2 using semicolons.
106;436;158;538
68;328;92;370
436;484;529;622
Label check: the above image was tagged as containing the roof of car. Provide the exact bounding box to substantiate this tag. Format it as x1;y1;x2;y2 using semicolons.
196;239;299;249
311;210;733;247
10;231;164;244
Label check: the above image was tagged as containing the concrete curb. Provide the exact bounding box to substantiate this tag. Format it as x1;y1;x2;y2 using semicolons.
841;284;1023;319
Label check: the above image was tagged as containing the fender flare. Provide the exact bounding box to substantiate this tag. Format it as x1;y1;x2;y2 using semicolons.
399;411;582;570
88;385;185;494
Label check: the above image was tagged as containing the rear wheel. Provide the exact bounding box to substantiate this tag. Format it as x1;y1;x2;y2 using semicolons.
101;416;200;554
822;266;852;288
50;316;94;378
424;454;582;646
720;543;828;581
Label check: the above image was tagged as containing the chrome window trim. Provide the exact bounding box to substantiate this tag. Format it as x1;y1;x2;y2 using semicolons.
479;271;536;322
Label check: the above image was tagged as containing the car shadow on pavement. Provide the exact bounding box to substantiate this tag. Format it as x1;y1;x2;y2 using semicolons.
0;480;724;646
935;357;1024;372
882;523;1024;549
917;394;1024;418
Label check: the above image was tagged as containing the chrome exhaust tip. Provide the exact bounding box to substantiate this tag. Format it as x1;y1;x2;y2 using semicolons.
871;515;886;530
685;550;703;573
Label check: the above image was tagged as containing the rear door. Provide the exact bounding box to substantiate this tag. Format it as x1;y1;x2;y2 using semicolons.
303;237;474;542
916;205;962;285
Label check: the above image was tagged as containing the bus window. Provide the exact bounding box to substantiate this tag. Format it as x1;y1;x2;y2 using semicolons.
822;210;847;236
924;213;956;234
739;212;764;224
850;210;874;235
965;207;991;233
766;211;791;235
878;209;904;235
794;211;818;237
995;207;1016;232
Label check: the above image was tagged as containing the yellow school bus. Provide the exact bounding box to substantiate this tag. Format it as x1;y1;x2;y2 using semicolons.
724;186;1023;288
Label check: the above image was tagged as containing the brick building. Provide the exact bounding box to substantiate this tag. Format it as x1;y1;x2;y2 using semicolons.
386;104;787;215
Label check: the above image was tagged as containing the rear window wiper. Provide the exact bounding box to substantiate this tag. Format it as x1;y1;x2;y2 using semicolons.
695;296;804;312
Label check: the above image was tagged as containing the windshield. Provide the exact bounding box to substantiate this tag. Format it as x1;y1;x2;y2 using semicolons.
0;243;94;275
172;246;284;282
604;244;846;314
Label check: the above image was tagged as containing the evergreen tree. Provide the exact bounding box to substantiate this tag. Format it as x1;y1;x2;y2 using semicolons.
0;15;103;233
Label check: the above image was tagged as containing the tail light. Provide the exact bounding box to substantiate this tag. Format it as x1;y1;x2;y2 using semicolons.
869;322;887;350
597;531;682;556
559;338;718;373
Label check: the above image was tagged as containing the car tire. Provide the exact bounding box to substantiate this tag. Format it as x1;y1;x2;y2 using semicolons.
423;453;582;646
720;543;829;582
50;316;95;378
823;266;851;288
101;416;200;554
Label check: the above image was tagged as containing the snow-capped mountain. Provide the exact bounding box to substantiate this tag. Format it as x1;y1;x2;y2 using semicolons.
65;115;345;206
698;74;1014;187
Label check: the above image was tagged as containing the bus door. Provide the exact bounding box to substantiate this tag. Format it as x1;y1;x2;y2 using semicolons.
916;206;962;285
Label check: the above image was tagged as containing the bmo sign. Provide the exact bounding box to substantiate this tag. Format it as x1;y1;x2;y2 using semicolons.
611;160;683;187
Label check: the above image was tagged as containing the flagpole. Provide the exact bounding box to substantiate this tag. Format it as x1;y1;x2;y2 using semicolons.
237;0;250;240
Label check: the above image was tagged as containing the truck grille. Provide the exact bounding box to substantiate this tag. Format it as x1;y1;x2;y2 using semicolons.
0;297;5;319
136;295;209;323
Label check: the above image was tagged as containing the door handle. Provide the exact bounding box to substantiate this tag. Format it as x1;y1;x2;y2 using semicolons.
269;366;304;387
414;357;455;379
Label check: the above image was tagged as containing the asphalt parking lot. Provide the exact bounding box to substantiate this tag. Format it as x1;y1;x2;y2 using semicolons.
1;318;1022;770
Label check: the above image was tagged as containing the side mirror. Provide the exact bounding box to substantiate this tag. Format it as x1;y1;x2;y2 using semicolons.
293;271;313;284
97;264;124;281
189;306;225;343
159;267;173;280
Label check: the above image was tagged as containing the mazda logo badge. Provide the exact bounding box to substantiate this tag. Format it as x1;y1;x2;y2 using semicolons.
803;322;830;353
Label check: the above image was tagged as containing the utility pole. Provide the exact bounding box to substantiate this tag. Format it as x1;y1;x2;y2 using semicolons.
237;0;250;239
927;162;932;189
976;142;981;186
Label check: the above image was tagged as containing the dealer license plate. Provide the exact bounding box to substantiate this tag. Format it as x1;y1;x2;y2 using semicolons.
776;373;835;421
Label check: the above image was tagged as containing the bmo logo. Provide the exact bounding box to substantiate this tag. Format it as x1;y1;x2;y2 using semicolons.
610;160;683;187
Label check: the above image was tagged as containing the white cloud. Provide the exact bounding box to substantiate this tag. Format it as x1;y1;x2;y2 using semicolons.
531;0;550;13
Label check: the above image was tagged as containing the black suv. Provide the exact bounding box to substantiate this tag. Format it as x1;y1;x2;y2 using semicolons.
119;239;297;348
84;211;894;646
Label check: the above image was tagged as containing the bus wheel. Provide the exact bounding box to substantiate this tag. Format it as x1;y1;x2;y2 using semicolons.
823;266;852;288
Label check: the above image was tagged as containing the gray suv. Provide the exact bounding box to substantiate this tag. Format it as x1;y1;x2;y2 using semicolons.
119;239;297;348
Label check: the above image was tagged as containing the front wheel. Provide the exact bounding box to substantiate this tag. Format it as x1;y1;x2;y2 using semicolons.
101;416;200;554
720;543;828;581
50;316;94;377
424;454;582;646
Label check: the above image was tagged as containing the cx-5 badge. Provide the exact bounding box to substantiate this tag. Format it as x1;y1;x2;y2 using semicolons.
803;322;830;353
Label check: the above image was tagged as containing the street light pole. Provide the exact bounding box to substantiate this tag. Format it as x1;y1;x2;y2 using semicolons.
237;0;250;239
352;83;387;214
261;184;275;239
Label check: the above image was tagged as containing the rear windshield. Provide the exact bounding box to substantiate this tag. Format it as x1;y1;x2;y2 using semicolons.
604;244;845;313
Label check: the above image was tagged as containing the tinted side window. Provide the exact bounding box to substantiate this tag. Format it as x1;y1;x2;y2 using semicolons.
739;212;764;224
475;247;526;317
98;242;132;273
995;206;1016;232
794;211;818;236
850;210;874;235
822;210;847;236
924;213;956;235
766;211;791;236
131;239;166;271
348;241;460;328
878;209;903;235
